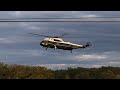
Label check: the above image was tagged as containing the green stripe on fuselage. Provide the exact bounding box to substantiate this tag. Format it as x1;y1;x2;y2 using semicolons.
47;41;77;49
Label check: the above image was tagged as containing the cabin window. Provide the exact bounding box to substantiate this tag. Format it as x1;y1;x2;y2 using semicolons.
54;39;61;42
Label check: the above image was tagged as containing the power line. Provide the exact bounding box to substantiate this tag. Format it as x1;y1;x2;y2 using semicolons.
0;17;120;22
0;20;120;22
1;17;120;20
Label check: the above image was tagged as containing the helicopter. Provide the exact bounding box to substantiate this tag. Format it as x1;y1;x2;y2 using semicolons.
28;33;92;53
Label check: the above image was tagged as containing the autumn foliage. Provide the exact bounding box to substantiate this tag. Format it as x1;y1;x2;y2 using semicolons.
0;63;120;79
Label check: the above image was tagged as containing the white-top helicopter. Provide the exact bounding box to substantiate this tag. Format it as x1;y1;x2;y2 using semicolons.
29;33;92;53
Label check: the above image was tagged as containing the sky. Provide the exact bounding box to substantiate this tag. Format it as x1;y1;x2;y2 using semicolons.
0;11;120;70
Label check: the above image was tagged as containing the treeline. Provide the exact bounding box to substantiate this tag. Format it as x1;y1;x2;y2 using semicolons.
0;63;54;79
54;67;120;79
0;63;120;79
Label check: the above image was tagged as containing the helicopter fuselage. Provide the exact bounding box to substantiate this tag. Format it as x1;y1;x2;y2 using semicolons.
40;38;89;53
28;33;91;53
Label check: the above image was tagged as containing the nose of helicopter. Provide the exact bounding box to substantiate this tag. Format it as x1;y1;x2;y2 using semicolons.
40;41;44;46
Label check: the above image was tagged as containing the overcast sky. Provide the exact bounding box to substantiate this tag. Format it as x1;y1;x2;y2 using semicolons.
0;11;120;70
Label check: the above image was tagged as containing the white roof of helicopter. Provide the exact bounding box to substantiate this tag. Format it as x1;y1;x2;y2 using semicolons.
44;37;83;47
44;37;64;42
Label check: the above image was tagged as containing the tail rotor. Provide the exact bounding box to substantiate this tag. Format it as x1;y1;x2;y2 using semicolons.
83;42;92;48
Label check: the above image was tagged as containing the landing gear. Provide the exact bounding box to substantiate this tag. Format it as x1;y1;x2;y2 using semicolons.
71;50;72;53
46;47;48;50
54;45;57;50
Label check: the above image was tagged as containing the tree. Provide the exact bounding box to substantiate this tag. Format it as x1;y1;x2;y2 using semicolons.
114;75;120;79
99;70;115;79
65;74;70;79
74;71;90;79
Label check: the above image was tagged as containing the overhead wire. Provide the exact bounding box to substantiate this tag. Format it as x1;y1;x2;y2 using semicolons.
0;17;120;22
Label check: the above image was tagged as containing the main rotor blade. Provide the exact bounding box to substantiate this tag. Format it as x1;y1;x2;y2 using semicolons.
60;33;68;37
28;33;52;37
61;36;83;38
28;33;83;38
